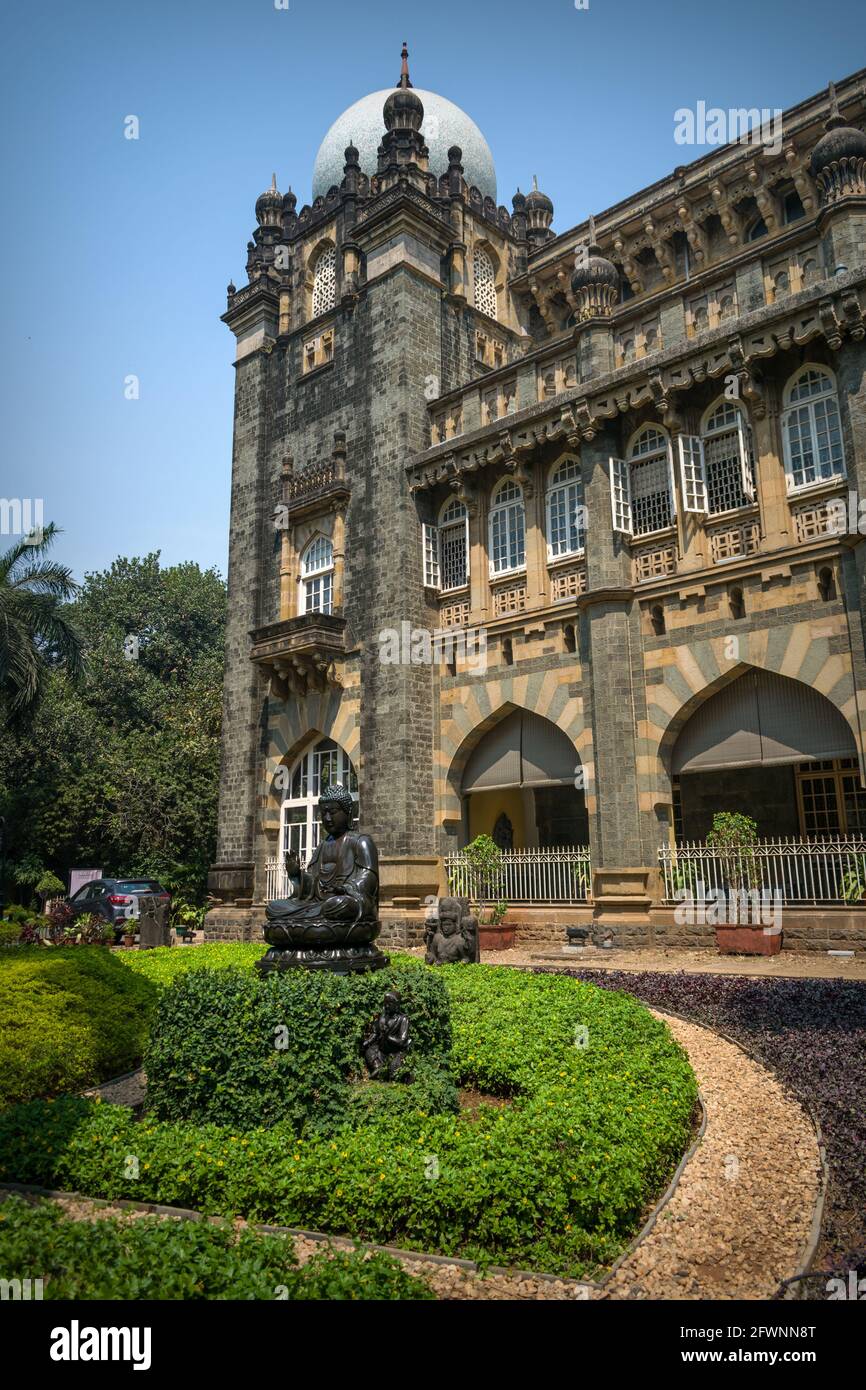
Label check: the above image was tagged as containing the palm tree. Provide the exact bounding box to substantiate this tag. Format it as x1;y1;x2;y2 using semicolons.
0;524;84;721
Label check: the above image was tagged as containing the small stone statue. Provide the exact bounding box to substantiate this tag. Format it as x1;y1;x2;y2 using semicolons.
258;783;387;974
492;812;514;851
362;992;411;1080
425;896;479;965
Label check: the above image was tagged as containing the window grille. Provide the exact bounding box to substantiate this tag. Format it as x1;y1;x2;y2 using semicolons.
629;427;674;536
439;498;469;591
702;401;755;514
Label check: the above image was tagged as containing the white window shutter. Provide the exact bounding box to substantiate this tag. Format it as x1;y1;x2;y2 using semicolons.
609;457;632;536
736;416;755;501
780;408;795;494
665;440;678;518
464;514;471;583
422;523;440;589
677;435;707;513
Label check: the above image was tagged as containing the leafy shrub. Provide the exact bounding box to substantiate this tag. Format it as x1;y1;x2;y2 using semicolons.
144;959;453;1133
0;922;24;947
36;872;66;900
2;904;42;928
0;948;157;1107
0;1194;433;1300
0;967;697;1278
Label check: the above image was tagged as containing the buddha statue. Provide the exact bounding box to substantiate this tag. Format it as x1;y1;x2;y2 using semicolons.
257;783;388;974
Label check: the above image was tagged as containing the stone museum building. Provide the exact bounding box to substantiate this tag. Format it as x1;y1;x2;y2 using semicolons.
207;48;866;951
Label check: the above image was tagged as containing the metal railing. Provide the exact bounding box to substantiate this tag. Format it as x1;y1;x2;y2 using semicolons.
265;859;294;903
659;837;866;905
444;846;592;905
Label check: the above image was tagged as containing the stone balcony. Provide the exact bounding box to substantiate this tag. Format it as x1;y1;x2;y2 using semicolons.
250;611;347;694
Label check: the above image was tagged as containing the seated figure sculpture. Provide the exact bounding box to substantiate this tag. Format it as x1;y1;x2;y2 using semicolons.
257;783;388;974
424;896;479;965
362;991;412;1080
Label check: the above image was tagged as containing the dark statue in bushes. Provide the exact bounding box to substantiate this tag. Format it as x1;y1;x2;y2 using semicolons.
424;897;479;965
258;784;388;975
362;991;412;1080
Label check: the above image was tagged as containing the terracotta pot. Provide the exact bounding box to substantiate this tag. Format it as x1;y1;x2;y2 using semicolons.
122;933;135;949
478;923;515;952
715;924;782;956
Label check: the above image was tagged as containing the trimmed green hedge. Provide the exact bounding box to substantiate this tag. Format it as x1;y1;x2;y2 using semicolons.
0;948;156;1108
0;1195;433;1300
144;961;455;1132
0;962;697;1277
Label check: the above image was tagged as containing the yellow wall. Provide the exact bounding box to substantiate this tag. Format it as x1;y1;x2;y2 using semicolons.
468;789;527;845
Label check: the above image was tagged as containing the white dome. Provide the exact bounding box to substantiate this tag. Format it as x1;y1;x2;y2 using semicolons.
312;88;497;204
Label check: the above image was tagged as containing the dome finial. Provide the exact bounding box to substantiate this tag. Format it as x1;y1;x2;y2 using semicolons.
398;40;412;89
826;79;845;130
532;173;539;192
271;173;277;192
588;212;597;247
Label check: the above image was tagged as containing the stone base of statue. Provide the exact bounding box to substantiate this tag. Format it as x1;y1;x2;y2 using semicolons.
256;940;389;975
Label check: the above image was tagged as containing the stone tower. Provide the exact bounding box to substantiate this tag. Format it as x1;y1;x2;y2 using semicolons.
208;46;528;939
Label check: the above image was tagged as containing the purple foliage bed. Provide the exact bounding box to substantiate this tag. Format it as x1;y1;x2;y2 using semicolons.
543;969;866;1298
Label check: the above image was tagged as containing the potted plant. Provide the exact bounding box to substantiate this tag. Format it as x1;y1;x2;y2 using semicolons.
705;812;780;955
35;871;66;915
450;836;513;950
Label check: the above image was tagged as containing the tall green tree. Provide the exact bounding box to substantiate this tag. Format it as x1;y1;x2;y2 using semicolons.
0;524;83;722
0;553;226;902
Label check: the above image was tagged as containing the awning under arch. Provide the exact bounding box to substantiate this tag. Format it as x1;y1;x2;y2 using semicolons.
462;710;578;792
672;669;857;775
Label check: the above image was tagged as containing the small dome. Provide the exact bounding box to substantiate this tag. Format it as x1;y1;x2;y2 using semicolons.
811;123;866;176
570;216;619;316
383;86;424;132
571;249;619;295
525;184;553;213
255;175;282;224
810;82;866;177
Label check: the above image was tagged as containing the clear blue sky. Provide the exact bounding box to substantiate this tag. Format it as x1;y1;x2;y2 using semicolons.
1;0;862;583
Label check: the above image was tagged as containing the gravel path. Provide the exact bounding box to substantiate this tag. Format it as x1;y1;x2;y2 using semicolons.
598;1011;820;1301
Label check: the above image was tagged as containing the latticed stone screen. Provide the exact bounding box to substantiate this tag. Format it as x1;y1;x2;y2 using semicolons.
492;582;527;617
312;245;337;317
473;245;497;320
550;566;587;602
633;546;676;582
709;521;760;563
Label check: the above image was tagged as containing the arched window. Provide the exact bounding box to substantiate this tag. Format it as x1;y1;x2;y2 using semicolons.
746;216;768;241
628;426;674;536
439;497;469;592
279;737;358;868
300;535;334;614
473;244;497;320
311;244;336;318
546;458;585;559
782;367;845;492
701;400;755;515
489;477;525;575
